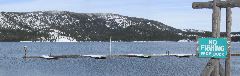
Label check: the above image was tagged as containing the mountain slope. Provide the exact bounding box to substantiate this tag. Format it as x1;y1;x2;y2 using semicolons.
0;11;184;41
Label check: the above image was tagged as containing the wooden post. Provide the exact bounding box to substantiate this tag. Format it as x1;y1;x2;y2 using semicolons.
213;0;221;76
196;35;199;57
212;0;221;38
225;0;232;76
192;0;239;75
219;63;225;76
201;59;219;76
24;46;27;58
199;0;221;76
168;51;170;56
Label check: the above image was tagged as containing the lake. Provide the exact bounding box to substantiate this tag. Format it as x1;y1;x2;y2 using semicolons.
0;42;239;76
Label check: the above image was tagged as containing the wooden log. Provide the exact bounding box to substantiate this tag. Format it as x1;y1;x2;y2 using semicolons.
192;1;240;9
213;0;221;75
192;2;213;9
225;0;232;76
211;59;220;76
233;0;240;5
217;1;240;8
219;63;225;76
195;35;199;57
212;0;220;38
201;59;218;76
200;0;221;76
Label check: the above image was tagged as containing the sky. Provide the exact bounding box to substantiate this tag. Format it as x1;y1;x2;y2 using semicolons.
0;0;239;32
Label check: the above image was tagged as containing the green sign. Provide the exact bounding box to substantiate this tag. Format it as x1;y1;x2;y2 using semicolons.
198;38;227;58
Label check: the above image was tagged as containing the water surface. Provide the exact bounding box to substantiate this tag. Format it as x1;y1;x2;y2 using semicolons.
0;42;239;76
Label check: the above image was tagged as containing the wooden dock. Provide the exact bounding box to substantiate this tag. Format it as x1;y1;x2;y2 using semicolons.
22;53;240;59
23;54;195;59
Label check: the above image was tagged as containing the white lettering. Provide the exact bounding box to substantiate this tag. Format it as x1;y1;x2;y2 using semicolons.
201;52;205;55
200;45;225;51
209;40;217;45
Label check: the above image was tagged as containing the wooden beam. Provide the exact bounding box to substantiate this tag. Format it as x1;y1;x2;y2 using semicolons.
217;1;240;8
192;2;213;9
192;1;240;9
233;0;240;5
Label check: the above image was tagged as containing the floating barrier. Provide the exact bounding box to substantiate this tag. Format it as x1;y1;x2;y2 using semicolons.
22;53;240;60
82;55;107;59
40;55;58;60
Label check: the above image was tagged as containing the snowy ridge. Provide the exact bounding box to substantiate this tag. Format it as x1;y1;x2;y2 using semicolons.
48;29;77;42
0;11;183;41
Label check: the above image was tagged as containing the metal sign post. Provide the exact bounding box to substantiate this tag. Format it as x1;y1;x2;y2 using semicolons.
192;0;239;76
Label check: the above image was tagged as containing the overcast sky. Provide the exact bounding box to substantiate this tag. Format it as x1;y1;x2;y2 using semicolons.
0;0;239;32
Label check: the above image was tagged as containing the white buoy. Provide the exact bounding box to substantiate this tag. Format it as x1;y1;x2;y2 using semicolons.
109;36;112;57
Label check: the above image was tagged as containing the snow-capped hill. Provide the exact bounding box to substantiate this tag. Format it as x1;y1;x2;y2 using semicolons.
0;11;183;41
48;29;77;42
